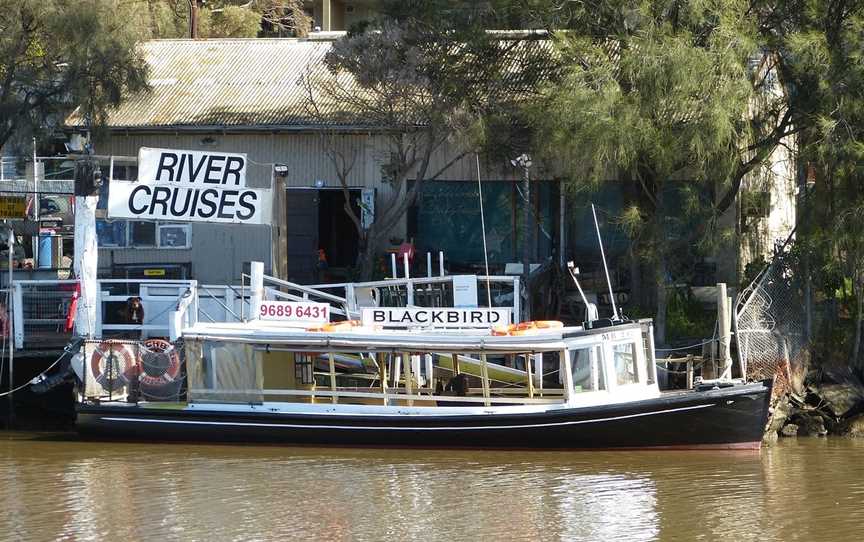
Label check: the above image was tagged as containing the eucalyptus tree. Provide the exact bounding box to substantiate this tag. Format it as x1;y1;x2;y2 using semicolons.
529;0;796;342
762;0;864;365
0;0;149;150
303;6;554;279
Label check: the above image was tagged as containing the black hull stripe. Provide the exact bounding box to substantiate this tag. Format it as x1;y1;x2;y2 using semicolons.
101;403;715;431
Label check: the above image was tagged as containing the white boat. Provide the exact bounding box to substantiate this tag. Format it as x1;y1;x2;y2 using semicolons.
75;310;772;450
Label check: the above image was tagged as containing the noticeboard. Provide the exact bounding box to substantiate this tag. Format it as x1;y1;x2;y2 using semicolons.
0;196;27;220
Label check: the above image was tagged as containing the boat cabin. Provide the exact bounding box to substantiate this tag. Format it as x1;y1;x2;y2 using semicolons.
164;319;660;414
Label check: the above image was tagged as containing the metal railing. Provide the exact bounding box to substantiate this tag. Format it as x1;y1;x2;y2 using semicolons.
10;279;207;349
257;273;521;321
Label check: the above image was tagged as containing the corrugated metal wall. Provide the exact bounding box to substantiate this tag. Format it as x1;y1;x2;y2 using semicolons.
95;131;547;283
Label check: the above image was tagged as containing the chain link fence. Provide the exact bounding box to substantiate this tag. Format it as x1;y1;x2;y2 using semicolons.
735;241;808;397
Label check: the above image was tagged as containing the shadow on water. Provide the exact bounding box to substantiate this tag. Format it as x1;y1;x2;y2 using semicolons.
1;433;862;541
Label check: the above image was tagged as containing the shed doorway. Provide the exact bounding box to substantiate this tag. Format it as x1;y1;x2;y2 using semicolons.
285;188;360;284
318;189;361;279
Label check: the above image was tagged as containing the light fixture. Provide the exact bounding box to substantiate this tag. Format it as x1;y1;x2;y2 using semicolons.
200;136;217;146
273;164;289;177
511;153;532;169
314;179;326;188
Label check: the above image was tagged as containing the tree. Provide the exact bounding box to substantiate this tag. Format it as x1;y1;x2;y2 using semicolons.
0;0;150;150
302;12;553;279
137;1;310;39
528;0;797;342
761;0;864;366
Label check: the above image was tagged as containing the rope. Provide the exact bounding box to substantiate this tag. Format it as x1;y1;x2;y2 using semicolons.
655;335;731;352
0;342;76;398
655;360;707;375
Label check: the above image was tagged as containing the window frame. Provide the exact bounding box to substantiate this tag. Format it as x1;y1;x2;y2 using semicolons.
96;219;192;249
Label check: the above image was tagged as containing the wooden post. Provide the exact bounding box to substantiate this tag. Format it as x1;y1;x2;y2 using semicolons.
328;352;337;404
480;353;491;407
525;353;534;398
717;283;733;379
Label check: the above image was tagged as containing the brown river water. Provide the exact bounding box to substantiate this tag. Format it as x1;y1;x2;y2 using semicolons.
0;434;861;542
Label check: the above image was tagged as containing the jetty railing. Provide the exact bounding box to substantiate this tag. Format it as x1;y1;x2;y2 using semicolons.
8;279;257;349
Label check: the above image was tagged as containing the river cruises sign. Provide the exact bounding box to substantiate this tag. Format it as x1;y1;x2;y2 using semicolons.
362;308;511;328
107;147;271;225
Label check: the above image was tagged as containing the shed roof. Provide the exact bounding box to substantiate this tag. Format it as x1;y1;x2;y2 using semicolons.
66;38;357;131
65;35;556;133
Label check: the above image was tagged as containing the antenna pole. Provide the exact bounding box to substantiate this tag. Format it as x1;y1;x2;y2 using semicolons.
592;204;619;320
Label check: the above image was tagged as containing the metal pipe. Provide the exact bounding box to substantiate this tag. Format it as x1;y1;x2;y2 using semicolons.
591;204;619;320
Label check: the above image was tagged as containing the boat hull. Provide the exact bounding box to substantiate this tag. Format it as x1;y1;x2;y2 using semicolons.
76;381;772;450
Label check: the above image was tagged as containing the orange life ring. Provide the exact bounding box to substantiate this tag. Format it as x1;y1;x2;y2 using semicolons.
307;320;363;332
138;339;181;387
90;340;137;390
490;320;564;336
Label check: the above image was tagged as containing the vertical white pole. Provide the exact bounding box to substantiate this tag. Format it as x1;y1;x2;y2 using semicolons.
32;138;39;269
390;253;397;278
7;225;13;424
403;253;410;279
73;195;98;338
426;252;432;278
438;251;444;276
249;261;264;321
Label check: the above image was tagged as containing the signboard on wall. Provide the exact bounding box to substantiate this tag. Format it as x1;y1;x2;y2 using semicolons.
106;147;270;225
0;196;27;219
137;147;247;187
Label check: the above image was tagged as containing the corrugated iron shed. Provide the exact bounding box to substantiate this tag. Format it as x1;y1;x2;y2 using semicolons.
66;38;362;130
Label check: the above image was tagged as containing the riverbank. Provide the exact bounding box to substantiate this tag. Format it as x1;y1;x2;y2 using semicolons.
765;366;864;442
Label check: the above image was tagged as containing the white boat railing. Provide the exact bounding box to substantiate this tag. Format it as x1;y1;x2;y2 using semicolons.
254;273;521;321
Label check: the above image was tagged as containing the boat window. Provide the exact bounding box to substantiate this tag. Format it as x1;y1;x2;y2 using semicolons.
641;327;656;385
570;346;605;392
613;342;638;386
187;340;264;403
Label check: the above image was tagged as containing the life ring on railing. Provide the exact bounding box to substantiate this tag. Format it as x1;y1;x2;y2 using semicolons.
90;340;137;390
306;320;363;332
138;338;181;387
491;320;564;336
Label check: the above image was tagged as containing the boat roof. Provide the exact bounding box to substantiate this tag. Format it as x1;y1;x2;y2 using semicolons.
181;320;646;353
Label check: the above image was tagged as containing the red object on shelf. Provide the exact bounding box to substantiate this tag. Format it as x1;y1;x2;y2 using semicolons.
64;282;80;333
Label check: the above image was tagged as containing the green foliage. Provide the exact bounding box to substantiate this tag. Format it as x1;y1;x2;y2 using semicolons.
199;5;262;38
0;0;150;148
665;288;715;341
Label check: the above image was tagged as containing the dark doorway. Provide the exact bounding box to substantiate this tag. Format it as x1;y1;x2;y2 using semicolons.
285;189;319;284
318;189;361;271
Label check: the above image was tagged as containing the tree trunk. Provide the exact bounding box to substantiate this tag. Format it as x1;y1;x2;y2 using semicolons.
854;272;863;367
356;231;377;281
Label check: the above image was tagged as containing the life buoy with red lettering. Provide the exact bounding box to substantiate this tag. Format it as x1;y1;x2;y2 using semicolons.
138;339;181;387
491;320;564;336
90;340;137;391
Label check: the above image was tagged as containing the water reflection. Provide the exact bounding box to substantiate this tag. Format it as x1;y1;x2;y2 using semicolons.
1;435;862;541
